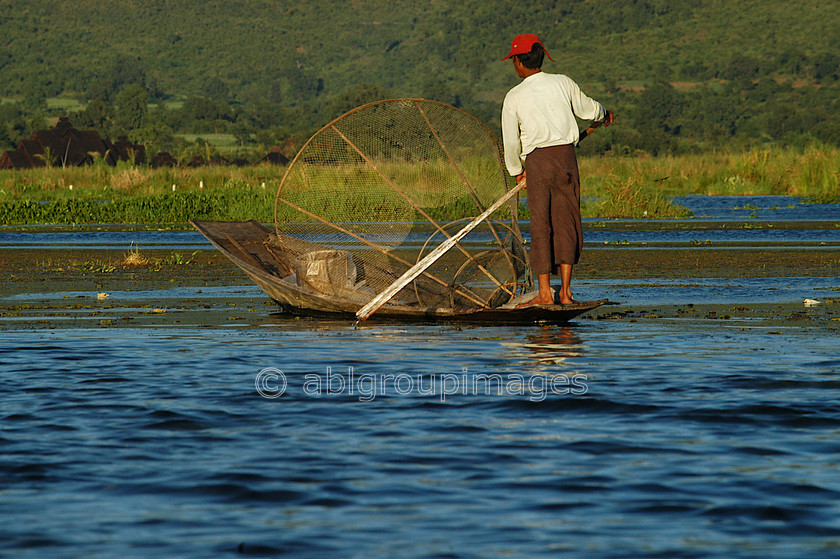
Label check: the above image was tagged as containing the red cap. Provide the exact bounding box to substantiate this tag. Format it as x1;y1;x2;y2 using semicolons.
501;33;554;62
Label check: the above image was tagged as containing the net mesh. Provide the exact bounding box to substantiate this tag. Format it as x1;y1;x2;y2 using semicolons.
273;99;530;310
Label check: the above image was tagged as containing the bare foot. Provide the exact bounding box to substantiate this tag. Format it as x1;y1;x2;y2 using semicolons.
558;289;576;305
516;296;554;308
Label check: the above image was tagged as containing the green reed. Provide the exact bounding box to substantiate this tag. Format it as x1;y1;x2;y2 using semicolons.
579;143;840;201
1;144;836;225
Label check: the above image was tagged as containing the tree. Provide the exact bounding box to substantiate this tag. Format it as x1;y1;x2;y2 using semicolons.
723;55;762;81
762;105;808;141
286;62;324;102
184;97;225;122
776;49;808;76
85;56;148;102
131;122;176;155
0;102;27;150
21;78;47;112
421;77;463;107
114;84;149;134
73;99;115;137
813;53;839;82
684;87;740;140
230;121;254;147
326;84;393;119
204;77;230;102
238;100;283;130
634;81;682;134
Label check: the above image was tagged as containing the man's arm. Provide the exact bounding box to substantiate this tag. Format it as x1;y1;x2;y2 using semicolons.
501;101;524;177
565;75;607;123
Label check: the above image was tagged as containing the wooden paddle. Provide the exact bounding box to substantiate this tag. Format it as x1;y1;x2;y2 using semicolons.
578;116;605;143
356;115;610;321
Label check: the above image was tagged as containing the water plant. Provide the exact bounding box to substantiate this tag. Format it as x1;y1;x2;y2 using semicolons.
122;243;149;266
1;144;837;224
165;251;200;265
592;175;693;219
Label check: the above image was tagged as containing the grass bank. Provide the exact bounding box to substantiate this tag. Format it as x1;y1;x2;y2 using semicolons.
580;143;840;202
1;145;837;225
0;164;283;225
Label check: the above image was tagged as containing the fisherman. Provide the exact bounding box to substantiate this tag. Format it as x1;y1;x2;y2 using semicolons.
501;33;614;306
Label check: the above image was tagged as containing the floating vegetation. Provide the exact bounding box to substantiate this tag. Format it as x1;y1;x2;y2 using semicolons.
0;190;274;225
2;143;839;224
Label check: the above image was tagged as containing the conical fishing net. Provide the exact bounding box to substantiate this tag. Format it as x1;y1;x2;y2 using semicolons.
273;98;530;311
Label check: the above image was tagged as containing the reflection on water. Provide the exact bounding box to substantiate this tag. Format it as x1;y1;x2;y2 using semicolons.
504;325;585;367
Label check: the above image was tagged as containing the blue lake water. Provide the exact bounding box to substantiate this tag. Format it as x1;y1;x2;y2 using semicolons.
673;195;840;221
2;196;839;250
2;195;839;557
2;319;839;558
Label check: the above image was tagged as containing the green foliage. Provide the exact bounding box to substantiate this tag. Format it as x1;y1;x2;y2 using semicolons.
327;84;395;120
592;176;693;219
0;102;30;150
72;99;116;138
0;190;275;225
83;55;154;103
1;0;839;157
113;85;149;134
0;143;836;225
578;144;840;199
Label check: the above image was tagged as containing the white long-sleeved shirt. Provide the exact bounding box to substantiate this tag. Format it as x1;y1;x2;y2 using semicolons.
501;72;606;176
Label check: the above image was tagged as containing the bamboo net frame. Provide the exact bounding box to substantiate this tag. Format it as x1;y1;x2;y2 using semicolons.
273;98;529;311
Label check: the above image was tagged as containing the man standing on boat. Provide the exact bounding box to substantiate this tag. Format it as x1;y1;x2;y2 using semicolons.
501;33;613;306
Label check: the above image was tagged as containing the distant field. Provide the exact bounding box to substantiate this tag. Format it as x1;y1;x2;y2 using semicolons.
149;100;185;111
177;134;241;149
2;96;185;113
46;98;85;111
1;97;85;110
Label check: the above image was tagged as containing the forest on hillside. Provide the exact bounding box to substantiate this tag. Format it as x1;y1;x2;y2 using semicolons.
1;0;839;160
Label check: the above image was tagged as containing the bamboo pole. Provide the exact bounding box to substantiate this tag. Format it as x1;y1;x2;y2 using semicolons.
357;180;526;321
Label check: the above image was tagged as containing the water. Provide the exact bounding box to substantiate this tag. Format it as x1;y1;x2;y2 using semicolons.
2;195;839;557
578;276;839;306
673;195;840;221
2;320;839;558
3;196;839;251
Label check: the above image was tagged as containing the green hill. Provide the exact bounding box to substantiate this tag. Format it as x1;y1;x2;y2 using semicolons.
2;0;839;156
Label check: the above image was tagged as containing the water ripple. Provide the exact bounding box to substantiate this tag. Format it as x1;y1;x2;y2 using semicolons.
2;320;839;557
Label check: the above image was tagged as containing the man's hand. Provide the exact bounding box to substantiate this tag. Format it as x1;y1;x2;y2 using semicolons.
516;170;526;186
603;110;615;127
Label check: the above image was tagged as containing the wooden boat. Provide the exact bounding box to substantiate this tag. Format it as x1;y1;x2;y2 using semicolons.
191;219;609;323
